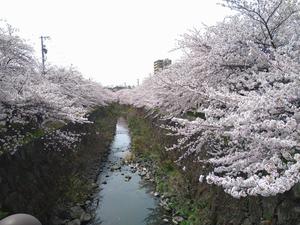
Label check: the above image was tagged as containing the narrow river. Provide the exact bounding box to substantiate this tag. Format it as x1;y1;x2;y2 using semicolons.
89;117;167;225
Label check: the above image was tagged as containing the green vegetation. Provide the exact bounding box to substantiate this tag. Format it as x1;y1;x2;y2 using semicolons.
0;104;120;224
0;210;9;220
126;107;212;225
126;107;282;225
60;104;120;205
63;174;92;203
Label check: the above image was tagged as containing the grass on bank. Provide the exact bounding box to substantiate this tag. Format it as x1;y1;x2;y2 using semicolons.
61;104;120;204
126;107;212;225
0;210;9;220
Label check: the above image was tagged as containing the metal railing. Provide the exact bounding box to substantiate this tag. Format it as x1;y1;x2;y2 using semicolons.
0;214;41;225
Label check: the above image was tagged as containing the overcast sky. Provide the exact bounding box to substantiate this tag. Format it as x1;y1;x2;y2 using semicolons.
0;0;231;86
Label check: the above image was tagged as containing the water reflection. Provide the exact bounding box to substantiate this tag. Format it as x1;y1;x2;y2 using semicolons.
89;117;168;225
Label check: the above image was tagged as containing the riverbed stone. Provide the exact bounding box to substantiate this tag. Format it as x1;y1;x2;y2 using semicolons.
140;171;147;177
145;174;151;180
85;200;91;205
70;206;85;219
91;182;98;189
154;192;160;197
164;205;172;212
131;168;137;173
160;200;172;212
110;165;121;171
260;220;272;225
172;216;184;224
163;218;169;223
125;175;132;181
67;219;81;225
80;212;92;222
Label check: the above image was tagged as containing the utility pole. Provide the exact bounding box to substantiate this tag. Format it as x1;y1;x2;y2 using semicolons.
40;36;50;75
137;79;139;86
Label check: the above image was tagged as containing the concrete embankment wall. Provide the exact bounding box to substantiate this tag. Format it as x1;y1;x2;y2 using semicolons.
0;106;118;225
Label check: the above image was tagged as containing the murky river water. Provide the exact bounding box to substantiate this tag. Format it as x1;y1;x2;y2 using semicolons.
89;117;167;225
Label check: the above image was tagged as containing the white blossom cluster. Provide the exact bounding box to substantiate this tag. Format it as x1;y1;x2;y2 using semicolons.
117;0;300;197
0;22;114;154
41;130;83;152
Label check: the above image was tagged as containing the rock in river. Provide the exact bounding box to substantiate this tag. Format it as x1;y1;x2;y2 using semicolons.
124;175;132;182
139;171;147;177
163;218;169;223
110;165;121;171
154;192;160;197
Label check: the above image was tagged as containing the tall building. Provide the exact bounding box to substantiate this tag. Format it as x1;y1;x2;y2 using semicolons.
154;60;163;74
154;58;172;74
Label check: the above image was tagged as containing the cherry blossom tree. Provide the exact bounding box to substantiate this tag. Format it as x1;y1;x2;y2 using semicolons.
118;0;300;197
0;22;114;154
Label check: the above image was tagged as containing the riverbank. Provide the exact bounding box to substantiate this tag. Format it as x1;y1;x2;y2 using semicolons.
126;107;300;225
88;117;168;225
126;108;200;225
0;105;120;225
3;105;300;225
49;105;121;225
